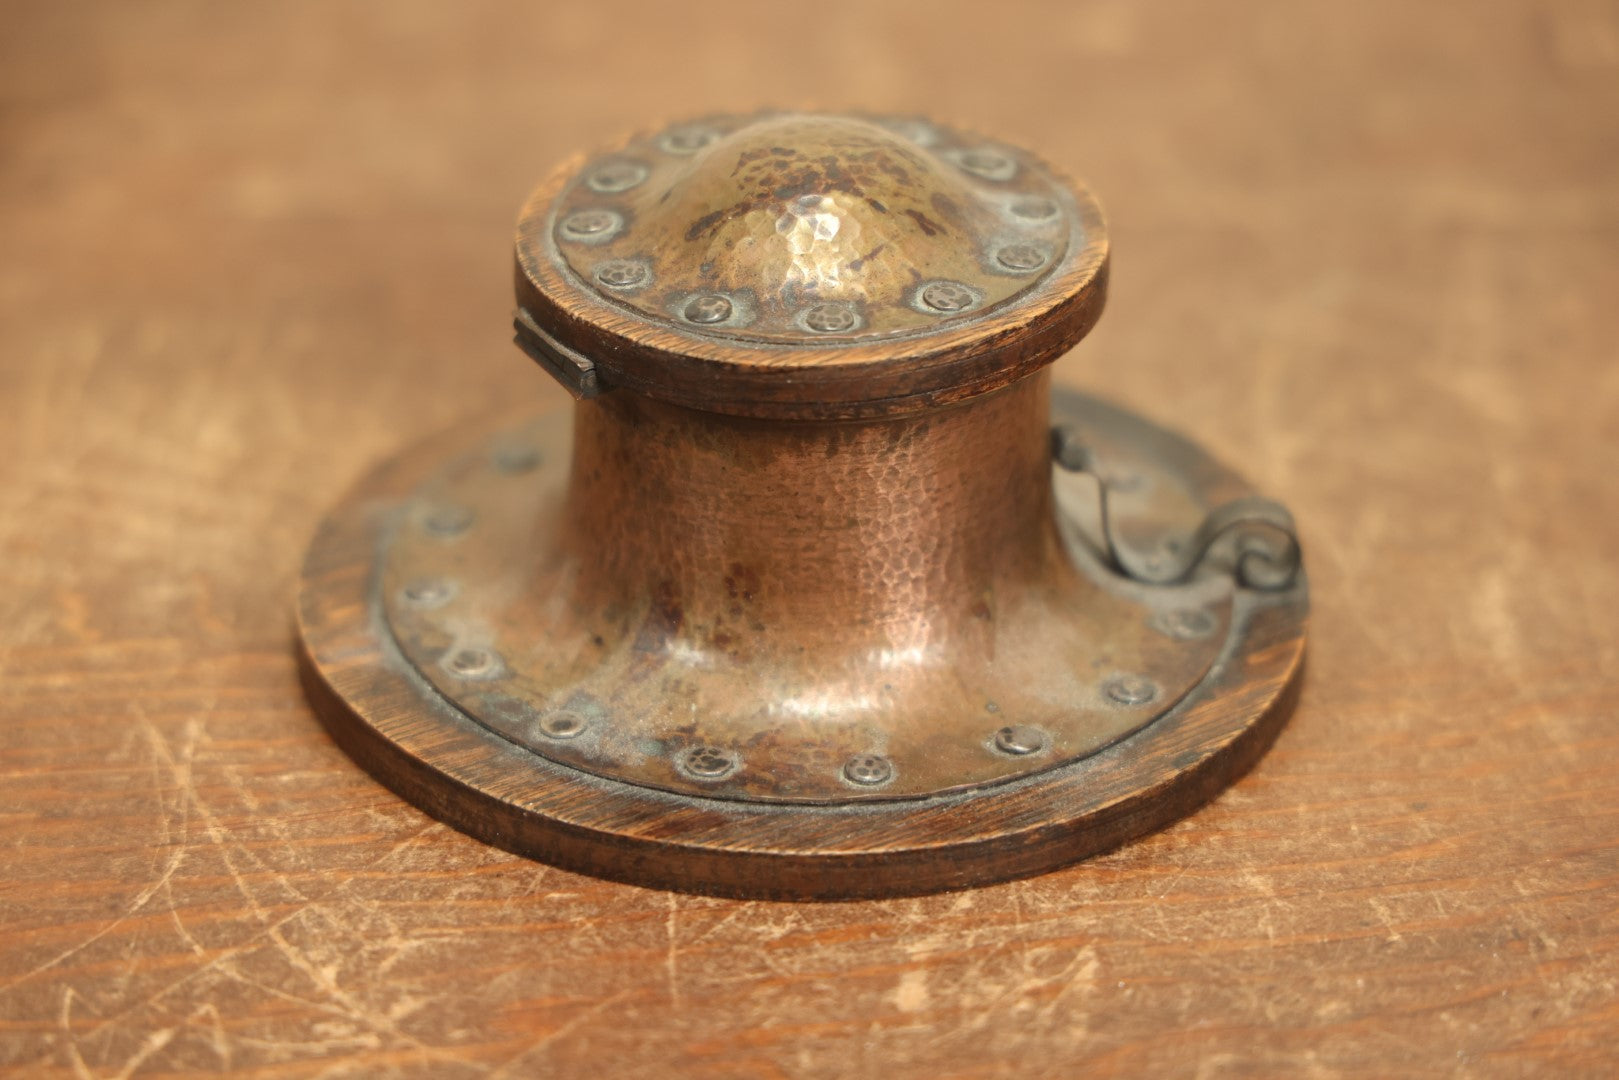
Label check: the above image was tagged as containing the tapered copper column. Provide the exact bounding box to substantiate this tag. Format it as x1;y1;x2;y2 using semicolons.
298;112;1308;897
560;377;1059;662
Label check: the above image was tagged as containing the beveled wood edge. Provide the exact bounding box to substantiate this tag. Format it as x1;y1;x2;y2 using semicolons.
297;613;1304;901
293;406;1307;901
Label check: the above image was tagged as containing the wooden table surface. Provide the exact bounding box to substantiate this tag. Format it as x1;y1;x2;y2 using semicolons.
3;2;1615;1076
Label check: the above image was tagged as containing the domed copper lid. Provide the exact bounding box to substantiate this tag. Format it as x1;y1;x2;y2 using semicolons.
514;112;1108;418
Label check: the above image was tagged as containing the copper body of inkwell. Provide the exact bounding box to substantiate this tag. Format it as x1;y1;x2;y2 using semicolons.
297;113;1307;899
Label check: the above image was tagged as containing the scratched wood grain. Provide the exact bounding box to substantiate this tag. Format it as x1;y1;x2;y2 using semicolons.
2;1;1616;1077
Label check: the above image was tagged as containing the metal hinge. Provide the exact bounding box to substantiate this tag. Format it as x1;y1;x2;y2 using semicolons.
1052;423;1302;591
513;307;601;399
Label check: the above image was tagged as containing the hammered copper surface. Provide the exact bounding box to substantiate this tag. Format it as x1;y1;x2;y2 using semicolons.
381;377;1240;803
537;113;1077;342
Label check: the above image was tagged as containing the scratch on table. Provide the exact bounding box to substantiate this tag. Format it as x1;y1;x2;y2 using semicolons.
358;822;444;872
682;898;783;951
0;833;188;998
1028;945;1100;1031
254;909;466;1065
186;1002;232;1072
1368;896;1405;944
0;698;205;997
115;706;479;1070
61;986;176;1080
1240;869;1280;941
485;989;635;1080
665;891;682;1007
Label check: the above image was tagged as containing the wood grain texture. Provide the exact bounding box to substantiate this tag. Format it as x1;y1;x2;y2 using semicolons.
1;0;1615;1076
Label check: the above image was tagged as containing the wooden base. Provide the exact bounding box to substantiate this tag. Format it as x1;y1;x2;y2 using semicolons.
296;393;1307;900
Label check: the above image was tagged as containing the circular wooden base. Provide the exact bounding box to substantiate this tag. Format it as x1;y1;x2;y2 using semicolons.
297;392;1307;900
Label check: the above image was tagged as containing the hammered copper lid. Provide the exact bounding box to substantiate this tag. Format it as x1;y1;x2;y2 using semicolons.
514;111;1109;418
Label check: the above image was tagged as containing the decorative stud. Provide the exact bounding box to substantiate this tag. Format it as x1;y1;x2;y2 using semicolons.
586;161;649;193
949;147;1017;181
423;505;473;538
798;302;860;334
443;647;500;680
842;753;895;786
995;243;1049;273
595;259;650;289
399;578;455;609
1103;675;1159;707
918;280;979;314
680;745;740;780
537;711;588;740
992;725;1050;756
559;209;623;243
682;294;734;324
1009;196;1060;222
657;127;718;154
